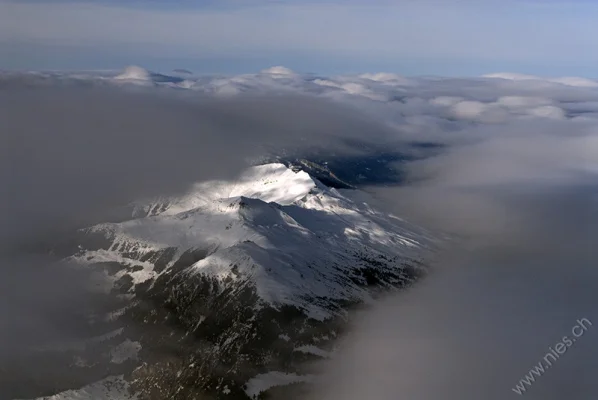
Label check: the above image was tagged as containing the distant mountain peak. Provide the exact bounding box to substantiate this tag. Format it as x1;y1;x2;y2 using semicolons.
113;65;184;84
261;66;296;76
114;65;152;81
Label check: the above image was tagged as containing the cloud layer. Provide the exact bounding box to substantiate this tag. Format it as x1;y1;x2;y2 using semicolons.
3;67;598;399
0;79;396;397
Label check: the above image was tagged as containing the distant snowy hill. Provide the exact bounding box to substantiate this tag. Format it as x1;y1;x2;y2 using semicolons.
113;65;186;86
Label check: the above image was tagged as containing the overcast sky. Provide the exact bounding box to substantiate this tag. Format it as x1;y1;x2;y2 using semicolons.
1;0;597;76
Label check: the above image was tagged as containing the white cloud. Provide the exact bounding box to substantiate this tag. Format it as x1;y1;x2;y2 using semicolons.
485;72;598;88
551;76;598;88
495;95;553;108
525;104;566;119
4;66;598;400
450;100;489;119
359;72;416;87
75;64;598;188
430;96;464;107
313;79;388;101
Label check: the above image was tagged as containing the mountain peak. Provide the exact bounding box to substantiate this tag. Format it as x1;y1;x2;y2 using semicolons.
261;66;296;77
75;163;433;318
114;65;152;81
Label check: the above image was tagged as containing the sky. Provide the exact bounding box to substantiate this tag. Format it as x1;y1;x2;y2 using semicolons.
1;0;598;76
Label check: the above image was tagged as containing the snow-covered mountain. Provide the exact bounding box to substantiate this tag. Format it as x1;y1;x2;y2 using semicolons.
38;163;435;400
113;65;186;85
77;163;433;318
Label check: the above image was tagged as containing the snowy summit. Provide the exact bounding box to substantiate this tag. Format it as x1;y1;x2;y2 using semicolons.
77;163;434;320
